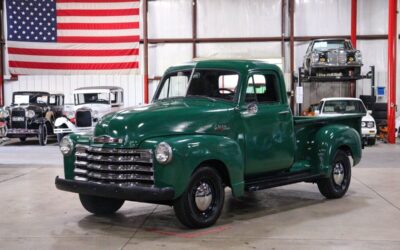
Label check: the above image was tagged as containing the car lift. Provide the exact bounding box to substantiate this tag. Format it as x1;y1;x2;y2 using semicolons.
295;66;375;115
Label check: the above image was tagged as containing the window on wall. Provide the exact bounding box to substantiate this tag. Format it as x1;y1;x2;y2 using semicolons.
246;73;280;104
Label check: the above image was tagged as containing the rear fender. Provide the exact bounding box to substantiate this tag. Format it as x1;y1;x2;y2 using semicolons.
140;135;245;199
313;124;362;177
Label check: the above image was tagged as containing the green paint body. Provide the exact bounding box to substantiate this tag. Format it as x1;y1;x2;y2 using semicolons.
62;60;362;199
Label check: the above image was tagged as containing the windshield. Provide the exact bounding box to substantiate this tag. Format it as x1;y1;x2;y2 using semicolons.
155;69;239;102
75;93;110;105
313;40;349;51
323;100;366;114
13;94;49;105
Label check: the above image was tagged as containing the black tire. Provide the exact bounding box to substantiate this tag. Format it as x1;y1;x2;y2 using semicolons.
372;111;387;120
38;124;48;146
79;194;124;215
174;167;225;228
317;150;351;199
373;103;388;112
19;137;26;142
367;138;376;146
309;67;316;76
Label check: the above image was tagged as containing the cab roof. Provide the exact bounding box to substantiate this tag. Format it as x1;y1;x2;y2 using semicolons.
13;91;50;95
164;59;282;74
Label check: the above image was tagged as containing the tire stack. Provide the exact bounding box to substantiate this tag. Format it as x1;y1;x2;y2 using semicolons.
372;103;387;127
359;95;376;111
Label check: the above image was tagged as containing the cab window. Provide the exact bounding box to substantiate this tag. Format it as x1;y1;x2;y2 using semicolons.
246;73;280;104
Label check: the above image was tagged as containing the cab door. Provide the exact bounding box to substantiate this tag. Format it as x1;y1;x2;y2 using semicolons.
241;71;295;176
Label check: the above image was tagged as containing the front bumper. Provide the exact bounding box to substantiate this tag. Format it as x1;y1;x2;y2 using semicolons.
55;176;175;203
6;128;38;137
54;127;93;135
312;63;362;68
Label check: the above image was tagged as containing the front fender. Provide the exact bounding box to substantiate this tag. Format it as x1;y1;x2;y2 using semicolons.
314;125;362;177
55;117;75;130
140;135;245;199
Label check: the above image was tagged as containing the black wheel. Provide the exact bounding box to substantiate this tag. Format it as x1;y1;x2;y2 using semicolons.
367;138;376;146
174;167;225;228
317;150;351;199
56;133;66;143
372;111;387;120
373;103;388;112
19;137;26;142
79;194;124;215
309;67;316;76
38;124;48;146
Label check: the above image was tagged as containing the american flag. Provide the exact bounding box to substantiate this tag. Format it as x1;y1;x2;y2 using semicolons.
6;0;140;75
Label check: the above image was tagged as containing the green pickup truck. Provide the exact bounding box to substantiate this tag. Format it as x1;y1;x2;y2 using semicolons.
56;60;363;228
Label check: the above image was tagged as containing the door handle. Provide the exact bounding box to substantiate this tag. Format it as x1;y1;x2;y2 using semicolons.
278;110;290;115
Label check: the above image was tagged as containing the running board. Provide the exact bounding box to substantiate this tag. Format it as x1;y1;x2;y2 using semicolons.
245;171;324;192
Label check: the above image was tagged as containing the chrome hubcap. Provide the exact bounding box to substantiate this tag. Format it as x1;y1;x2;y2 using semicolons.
194;182;213;211
333;163;345;185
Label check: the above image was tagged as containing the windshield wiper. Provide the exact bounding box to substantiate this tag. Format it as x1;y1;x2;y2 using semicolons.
186;95;216;102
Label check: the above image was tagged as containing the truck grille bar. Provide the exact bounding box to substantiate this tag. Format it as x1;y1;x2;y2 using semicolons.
73;145;154;187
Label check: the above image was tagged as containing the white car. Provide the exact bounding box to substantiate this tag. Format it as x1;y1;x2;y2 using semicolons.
54;86;124;142
315;97;377;145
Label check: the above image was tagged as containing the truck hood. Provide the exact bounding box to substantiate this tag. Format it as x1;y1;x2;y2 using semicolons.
94;98;236;147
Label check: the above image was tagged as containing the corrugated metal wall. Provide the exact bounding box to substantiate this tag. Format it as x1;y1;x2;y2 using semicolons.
2;0;399;112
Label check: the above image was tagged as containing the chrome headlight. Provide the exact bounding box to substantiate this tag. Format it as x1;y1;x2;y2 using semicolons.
361;121;367;127
367;121;374;128
0;109;9;118
311;53;320;63
26;110;35;118
355;51;362;62
60;137;74;156
155;142;173;164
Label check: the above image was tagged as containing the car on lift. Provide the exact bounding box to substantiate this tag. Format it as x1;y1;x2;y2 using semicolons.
54;86;124;142
303;39;363;76
56;60;363;228
2;91;64;145
316;97;377;145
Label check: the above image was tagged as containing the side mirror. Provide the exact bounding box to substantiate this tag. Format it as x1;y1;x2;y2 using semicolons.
247;103;258;114
367;110;372;115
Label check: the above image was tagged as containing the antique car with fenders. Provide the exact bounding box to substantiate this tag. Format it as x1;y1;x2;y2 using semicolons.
3;91;64;145
303;38;363;76
56;60;363;228
54;86;124;142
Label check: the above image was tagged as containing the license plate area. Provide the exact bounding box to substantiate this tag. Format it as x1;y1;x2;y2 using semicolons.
12;117;25;122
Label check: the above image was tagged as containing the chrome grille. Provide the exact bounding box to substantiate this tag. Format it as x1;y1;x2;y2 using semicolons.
338;50;347;64
73;145;154;187
327;51;338;64
11;109;26;129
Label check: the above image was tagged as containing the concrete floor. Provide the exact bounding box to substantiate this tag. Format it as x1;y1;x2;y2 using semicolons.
1;138;400;250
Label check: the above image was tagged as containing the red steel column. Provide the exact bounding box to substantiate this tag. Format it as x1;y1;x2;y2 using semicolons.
387;0;397;143
350;0;357;97
289;0;295;111
351;0;357;48
143;0;149;104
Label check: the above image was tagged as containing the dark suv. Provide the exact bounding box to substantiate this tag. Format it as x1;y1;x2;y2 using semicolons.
4;91;64;145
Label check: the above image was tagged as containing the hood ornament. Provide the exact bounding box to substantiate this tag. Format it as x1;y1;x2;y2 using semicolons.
93;135;123;144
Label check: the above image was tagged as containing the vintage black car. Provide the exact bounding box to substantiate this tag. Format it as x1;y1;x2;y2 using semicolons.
3;91;64;145
303;39;363;76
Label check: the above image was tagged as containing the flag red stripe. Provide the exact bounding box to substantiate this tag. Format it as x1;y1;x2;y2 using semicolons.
8;47;139;57
57;0;138;2
57;8;139;16
57;22;139;30
57;36;140;43
9;61;139;70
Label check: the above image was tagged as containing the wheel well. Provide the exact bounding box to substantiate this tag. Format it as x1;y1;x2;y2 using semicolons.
338;145;354;165
196;160;231;188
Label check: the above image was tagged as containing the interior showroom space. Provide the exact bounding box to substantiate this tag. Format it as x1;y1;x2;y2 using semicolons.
1;0;400;249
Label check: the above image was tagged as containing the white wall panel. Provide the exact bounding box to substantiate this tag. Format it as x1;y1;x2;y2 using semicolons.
358;0;388;35
295;0;350;36
197;0;282;38
4;75;144;108
197;42;282;59
148;0;192;38
148;43;193;77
